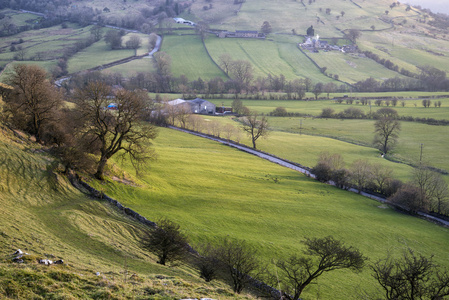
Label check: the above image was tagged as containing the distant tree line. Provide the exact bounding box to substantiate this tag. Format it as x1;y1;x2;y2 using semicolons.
354;66;449;92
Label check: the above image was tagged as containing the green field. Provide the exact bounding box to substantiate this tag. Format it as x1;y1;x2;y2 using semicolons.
210;96;449;118
161;35;226;80
67;39;135;74
102;57;155;76
206;98;449;173
206;35;335;82
0;125;252;299
309;51;407;83
0;23;90;72
90;127;449;299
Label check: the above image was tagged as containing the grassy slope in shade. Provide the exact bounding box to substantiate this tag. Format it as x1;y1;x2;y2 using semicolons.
93;127;449;300
0;126;251;299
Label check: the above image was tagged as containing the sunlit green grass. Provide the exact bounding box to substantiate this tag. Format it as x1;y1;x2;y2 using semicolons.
161;35;225;80
93;127;449;300
309;51;407;83
206;35;335;82
209;96;449;119
0;126;251;299
102;57;155;76
68;32;135;73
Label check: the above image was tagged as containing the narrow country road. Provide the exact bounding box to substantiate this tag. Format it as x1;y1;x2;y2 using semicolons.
169;126;449;227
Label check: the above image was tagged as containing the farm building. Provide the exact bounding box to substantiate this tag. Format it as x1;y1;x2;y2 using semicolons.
173;17;195;26
167;98;216;115
186;98;216;114
167;99;187;106
217;30;265;39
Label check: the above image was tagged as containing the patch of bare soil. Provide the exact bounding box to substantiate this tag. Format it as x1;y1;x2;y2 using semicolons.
111;176;138;187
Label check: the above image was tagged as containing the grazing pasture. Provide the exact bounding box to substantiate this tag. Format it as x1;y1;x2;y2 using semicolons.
206;36;335;82
91;127;449;300
0;126;250;299
161;35;225;80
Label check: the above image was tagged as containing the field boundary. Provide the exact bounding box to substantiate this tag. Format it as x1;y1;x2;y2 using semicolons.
68;171;283;298
169;126;449;228
297;44;352;87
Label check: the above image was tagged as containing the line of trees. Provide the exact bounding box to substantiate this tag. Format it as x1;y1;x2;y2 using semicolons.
354;65;449;92
311;151;449;216
0;64;157;180
141;218;449;299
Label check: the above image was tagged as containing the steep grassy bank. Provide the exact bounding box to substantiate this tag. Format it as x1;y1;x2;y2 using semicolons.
0;126;252;299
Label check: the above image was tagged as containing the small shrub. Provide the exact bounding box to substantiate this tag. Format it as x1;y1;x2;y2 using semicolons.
270;107;288;116
332;169;350;189
312;162;332;182
320;107;335;118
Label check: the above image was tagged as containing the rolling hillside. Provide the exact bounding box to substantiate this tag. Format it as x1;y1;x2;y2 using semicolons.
2;0;449;84
0;125;252;299
89;127;449;300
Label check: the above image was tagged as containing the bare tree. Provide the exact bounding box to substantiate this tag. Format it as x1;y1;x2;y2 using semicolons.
214;238;260;293
313;82;323;100
261;21;272;34
312;152;345;183
4;64;63;143
173;104;191;129
186;114;204;132
141;218;189;265
89;25;103;41
195;243;220;282
104;30;123;49
231;98;247;115
125;35;142;50
371;164;394;194
229;60;254;91
371;249;449;300
412;164;449;213
241;111;269;149
219;53;233;76
345;29;361;43
323;82;337;99
373;108;401;154
350;160;372;193
276;236;366;300
74;81;157;180
148;33;159;52
195;21;210;41
223;123;236;141
153;51;172;76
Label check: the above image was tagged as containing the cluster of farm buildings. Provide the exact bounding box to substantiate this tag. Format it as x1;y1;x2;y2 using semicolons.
109;98;231;115
166;98;232;114
300;36;358;53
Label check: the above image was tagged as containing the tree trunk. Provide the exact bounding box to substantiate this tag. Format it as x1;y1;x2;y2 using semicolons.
95;156;108;180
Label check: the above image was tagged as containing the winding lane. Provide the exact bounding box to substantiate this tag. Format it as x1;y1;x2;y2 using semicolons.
169;126;449;227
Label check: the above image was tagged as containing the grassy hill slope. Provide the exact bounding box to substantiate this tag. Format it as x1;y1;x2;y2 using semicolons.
0;125;251;299
90;127;449;300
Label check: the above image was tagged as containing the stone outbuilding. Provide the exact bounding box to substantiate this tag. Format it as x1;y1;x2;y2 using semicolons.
186;98;216;114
